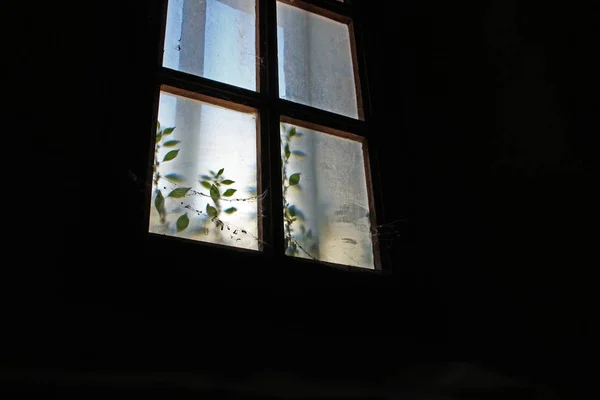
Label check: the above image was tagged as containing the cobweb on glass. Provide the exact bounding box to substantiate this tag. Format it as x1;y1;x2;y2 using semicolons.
130;170;407;258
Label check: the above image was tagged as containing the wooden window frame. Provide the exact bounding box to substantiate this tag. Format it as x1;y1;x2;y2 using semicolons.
144;0;389;273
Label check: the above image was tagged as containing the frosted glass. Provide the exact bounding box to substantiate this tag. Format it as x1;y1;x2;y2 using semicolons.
163;0;257;91
149;91;260;250
277;2;359;118
281;123;374;269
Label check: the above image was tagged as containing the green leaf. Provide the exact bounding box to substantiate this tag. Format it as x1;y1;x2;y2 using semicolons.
167;187;191;198
157;121;161;131
286;205;304;221
209;170;217;176
206;204;218;218
289;173;301;186
288;126;296;137
200;181;212;189
164;173;186;183
210;184;220;203
223;189;237;197
217;168;224;177
162;140;180;147
224;207;237;214
163;149;180;162
221;179;235;185
163;127;175;135
200;175;212;180
156;131;162;144
176;213;189;232
154;190;165;218
284;144;291;159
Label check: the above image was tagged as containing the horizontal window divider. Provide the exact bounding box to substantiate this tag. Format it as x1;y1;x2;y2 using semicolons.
280;252;385;275
276;98;369;137
158;68;369;137
158;67;263;109
148;232;264;254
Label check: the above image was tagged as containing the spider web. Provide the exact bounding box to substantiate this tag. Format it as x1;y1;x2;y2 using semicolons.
130;170;407;257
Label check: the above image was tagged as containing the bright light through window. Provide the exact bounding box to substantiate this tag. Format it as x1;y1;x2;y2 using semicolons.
277;1;359;118
163;0;257;91
281;122;375;269
149;89;260;250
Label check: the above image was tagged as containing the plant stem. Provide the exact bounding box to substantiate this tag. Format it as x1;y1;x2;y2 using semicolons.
281;128;296;254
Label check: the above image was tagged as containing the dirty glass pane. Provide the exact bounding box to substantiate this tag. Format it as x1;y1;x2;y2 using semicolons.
277;2;359;119
280;122;374;269
163;0;257;91
149;91;260;250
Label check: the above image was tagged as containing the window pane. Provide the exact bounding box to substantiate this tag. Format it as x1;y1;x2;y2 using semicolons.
149;90;260;250
163;0;257;91
281;122;375;269
277;2;360;119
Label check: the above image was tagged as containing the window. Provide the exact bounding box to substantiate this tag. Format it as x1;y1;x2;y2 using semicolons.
147;0;383;270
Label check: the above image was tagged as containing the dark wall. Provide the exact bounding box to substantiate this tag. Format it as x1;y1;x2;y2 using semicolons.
8;0;596;397
360;0;597;393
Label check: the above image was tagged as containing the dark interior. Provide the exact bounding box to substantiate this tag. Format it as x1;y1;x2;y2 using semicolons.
6;0;596;398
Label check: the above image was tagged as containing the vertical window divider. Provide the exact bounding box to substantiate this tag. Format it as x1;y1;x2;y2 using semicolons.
260;0;285;258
